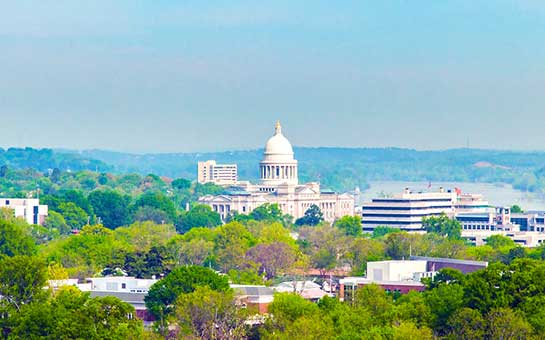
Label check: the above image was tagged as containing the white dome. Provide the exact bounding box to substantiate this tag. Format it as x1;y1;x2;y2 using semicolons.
264;121;294;157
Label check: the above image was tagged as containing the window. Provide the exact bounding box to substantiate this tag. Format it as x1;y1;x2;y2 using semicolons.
121;283;126;289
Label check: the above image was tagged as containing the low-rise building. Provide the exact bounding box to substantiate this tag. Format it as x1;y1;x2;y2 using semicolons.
339;258;488;302
231;284;274;314
49;276;158;322
0;198;48;225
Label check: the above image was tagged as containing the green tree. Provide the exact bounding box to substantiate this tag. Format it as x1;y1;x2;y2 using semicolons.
446;307;485;340
175;286;247;340
132;191;177;223
88;190;132;229
58;202;88;229
172;178;191;190
422;213;461;240
0;218;36;257
248;203;283;222
486;307;533;339
10;286;143;339
0;256;48;311
177;204;222;233
0;165;8;178
511;204;523;213
44;210;70;234
485;234;515;249
424;283;465;334
144;266;230;320
295;204;324;226
267;293;319;328
334;215;362;237
372;226;401;239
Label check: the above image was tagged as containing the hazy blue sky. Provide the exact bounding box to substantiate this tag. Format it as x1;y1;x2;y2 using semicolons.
2;1;545;153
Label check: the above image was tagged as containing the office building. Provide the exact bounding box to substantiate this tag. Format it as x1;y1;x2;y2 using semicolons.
197;160;238;186
361;188;489;232
0;198;48;225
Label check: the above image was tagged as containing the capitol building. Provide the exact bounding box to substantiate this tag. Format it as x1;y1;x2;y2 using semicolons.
198;122;355;222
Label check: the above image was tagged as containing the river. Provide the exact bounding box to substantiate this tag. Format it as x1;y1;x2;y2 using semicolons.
360;181;545;211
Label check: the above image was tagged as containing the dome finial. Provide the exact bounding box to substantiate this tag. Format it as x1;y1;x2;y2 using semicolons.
275;120;282;135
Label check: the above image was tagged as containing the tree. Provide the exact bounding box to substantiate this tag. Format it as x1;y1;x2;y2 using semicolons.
485;234;515;249
446;307;485;340
145;266;230;320
134;206;170;224
0;219;36;257
422;213;461;240
511;205;523;213
50;168;61;183
246;242;297;279
88;190;131;229
177;204;222;233
9;287;143;339
172;178;191;190
44;211;70;235
57;202;88;229
0;165;7;178
267;293;319;327
214;222;256;273
424;283;465;334
372;226;401;239
354;284;393;324
486;307;533;339
295;204;324;226
248;203;283;222
0;256;48;311
132;191;177;223
174;286;247;339
334;215;362;237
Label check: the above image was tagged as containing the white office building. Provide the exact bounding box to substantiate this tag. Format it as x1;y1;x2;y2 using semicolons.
361;188;489;232
0;198;48;225
197;160;238;186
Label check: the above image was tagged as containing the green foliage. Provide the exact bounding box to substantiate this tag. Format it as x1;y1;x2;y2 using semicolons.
0;256;48;310
144;265;230;319
511;204;523;213
176;204;222;233
57;202;88;229
295;204;324;226
174;286;247;339
334;215;362;237
44;210;70;235
268;293;319;325
0;218;37;257
132;191;177;223
9;287;143;339
371;226;401;239
422;213;462;240
88;190;132;229
485;234;516;249
171;178;191;190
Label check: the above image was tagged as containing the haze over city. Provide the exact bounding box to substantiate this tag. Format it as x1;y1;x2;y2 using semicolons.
2;1;545;152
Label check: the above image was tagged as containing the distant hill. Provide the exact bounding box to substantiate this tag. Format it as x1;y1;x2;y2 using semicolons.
0;148;111;173
67;147;545;193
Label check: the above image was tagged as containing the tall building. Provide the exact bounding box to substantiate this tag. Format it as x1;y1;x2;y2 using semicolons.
0;198;48;225
198;122;355;222
197;160;238;186
361;187;489;232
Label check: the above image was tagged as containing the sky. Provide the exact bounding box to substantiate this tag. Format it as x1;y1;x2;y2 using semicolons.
1;0;545;153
